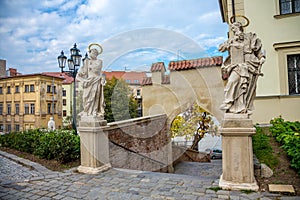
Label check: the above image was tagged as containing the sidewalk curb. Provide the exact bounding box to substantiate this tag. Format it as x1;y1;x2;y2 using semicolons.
0;150;53;174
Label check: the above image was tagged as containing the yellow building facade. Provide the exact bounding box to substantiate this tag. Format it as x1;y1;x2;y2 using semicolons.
219;0;300;123
0;74;63;133
42;72;74;128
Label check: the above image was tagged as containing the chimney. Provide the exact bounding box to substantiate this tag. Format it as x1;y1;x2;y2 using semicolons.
8;68;18;77
150;62;166;84
0;59;6;78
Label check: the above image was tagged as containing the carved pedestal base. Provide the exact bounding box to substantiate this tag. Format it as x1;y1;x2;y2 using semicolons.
78;163;111;174
219;114;259;191
77;116;111;174
219;174;259;191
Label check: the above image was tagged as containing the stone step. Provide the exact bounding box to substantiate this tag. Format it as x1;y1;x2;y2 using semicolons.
269;184;295;195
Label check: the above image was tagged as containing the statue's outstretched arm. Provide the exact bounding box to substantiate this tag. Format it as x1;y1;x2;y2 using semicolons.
219;40;229;52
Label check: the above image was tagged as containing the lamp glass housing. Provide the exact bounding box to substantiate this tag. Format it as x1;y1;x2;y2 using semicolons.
57;51;67;69
72;51;82;67
68;58;74;70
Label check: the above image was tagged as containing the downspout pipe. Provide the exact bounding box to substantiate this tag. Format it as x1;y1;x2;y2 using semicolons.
232;0;236;22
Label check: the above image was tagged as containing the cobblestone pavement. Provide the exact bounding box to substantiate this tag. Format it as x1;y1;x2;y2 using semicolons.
0;151;299;200
174;160;222;180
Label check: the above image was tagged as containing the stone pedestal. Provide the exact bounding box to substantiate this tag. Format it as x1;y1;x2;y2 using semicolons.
219;114;259;191
77;116;111;174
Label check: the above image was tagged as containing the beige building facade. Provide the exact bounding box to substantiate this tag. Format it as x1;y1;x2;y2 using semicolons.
142;57;224;124
0;74;63;132
219;0;300;123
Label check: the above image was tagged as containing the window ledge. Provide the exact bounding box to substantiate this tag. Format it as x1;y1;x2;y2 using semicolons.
273;41;300;50
274;12;300;19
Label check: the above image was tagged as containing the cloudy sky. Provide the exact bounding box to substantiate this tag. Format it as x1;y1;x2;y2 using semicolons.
0;0;228;74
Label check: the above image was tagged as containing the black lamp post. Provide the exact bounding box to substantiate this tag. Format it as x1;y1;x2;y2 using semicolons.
57;43;82;132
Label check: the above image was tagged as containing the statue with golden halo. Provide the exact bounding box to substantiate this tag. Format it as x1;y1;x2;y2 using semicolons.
76;43;105;118
219;15;266;115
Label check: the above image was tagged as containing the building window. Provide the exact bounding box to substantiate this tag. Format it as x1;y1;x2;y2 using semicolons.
7;104;11;114
7;124;11;132
134;80;139;83
0;87;2;94
287;54;300;94
15;124;20;132
0;124;3;132
47;85;51;93
25;85;30;92
0;104;2;115
53;85;56;94
137;89;141;96
30;84;35;92
280;0;300;14
25;104;29;114
63;110;67;117
126;79;131;83
47;103;51;114
62;89;66;96
63;99;67;106
30;103;35;114
15;104;19;114
15;86;19;93
6;86;10;94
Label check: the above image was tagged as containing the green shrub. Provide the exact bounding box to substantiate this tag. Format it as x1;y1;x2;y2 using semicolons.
270;117;300;175
253;126;279;169
0;129;80;163
0;129;41;153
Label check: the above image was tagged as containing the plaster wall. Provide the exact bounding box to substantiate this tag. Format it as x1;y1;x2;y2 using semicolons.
253;96;300;124
143;66;224;124
244;0;300;96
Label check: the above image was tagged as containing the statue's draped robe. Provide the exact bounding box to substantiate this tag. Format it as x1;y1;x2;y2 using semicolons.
76;58;105;117
220;32;264;113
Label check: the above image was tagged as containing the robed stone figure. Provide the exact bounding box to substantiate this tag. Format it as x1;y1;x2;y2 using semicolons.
219;22;265;114
76;44;105;118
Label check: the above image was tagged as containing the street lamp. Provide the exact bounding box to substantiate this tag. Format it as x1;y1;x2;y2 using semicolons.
57;43;82;132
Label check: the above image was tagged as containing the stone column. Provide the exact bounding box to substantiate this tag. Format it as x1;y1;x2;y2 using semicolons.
219;114;259;191
77;116;111;174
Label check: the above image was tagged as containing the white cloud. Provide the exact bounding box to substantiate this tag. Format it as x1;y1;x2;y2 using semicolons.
0;0;228;74
77;0;108;18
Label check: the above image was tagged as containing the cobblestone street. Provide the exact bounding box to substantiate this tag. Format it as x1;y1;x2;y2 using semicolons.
0;150;299;200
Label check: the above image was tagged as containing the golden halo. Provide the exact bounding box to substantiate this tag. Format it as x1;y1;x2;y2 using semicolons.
88;43;103;54
230;15;250;27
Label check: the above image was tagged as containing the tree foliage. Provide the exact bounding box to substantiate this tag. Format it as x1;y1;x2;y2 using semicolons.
104;77;138;123
170;103;218;150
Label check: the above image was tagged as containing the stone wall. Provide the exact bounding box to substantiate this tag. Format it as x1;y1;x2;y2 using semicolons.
103;114;173;172
172;145;210;165
109;142;168;172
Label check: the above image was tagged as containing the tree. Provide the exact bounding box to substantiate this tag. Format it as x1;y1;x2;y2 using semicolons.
104;77;138;122
170;103;216;151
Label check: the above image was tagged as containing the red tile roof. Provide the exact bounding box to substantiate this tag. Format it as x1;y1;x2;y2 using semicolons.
142;56;222;86
142;77;152;85
103;71;126;80
42;72;74;84
168;56;222;71
103;71;147;85
151;62;166;72
122;71;147;85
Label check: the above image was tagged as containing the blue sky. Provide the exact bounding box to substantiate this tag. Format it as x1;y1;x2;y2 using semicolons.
0;0;228;74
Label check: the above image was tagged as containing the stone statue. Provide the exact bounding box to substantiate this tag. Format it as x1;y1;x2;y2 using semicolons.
219;21;265;114
76;44;105;118
48;117;56;130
